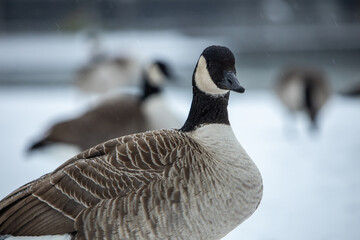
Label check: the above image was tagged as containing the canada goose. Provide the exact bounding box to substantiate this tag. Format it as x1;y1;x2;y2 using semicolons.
75;32;140;93
0;46;263;240
29;60;178;152
75;56;140;93
275;66;331;130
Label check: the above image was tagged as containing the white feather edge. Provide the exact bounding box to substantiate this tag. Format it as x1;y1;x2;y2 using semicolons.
1;234;71;240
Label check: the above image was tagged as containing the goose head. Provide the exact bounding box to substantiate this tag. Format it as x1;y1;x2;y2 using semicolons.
194;45;245;96
141;60;172;100
181;45;245;132
145;60;171;87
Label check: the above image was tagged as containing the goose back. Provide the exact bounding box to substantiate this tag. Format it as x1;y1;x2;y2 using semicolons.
30;95;147;151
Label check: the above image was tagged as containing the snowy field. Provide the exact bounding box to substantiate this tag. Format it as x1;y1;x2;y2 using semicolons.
0;85;359;239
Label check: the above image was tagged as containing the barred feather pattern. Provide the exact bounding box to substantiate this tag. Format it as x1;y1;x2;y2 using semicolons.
0;126;263;240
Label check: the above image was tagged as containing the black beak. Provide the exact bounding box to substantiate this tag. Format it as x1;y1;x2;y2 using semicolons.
218;71;245;93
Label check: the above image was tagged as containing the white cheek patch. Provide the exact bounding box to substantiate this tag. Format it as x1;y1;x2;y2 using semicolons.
282;75;305;109
146;63;166;87
195;56;229;95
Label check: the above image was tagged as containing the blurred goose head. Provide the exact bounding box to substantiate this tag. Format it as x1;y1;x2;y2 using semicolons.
276;66;332;130
140;60;172;101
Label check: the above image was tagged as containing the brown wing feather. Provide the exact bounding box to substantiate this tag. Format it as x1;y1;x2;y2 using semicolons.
0;129;190;236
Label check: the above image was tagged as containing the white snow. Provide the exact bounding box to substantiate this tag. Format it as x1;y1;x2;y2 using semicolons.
0;86;359;239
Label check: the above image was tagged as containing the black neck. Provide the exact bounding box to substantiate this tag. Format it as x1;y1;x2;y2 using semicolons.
180;86;230;132
304;80;317;125
140;74;161;101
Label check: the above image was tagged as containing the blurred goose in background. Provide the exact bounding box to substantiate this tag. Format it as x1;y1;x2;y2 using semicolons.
75;32;141;93
339;82;360;97
29;60;180;152
0;45;262;240
76;56;140;93
275;66;332;130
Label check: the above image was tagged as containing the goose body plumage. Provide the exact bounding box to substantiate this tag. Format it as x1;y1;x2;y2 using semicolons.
0;46;263;239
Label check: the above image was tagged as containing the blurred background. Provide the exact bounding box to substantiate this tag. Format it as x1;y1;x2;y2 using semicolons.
0;0;359;239
1;0;360;88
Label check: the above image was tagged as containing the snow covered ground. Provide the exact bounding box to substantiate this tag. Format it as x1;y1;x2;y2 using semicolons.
0;85;359;239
